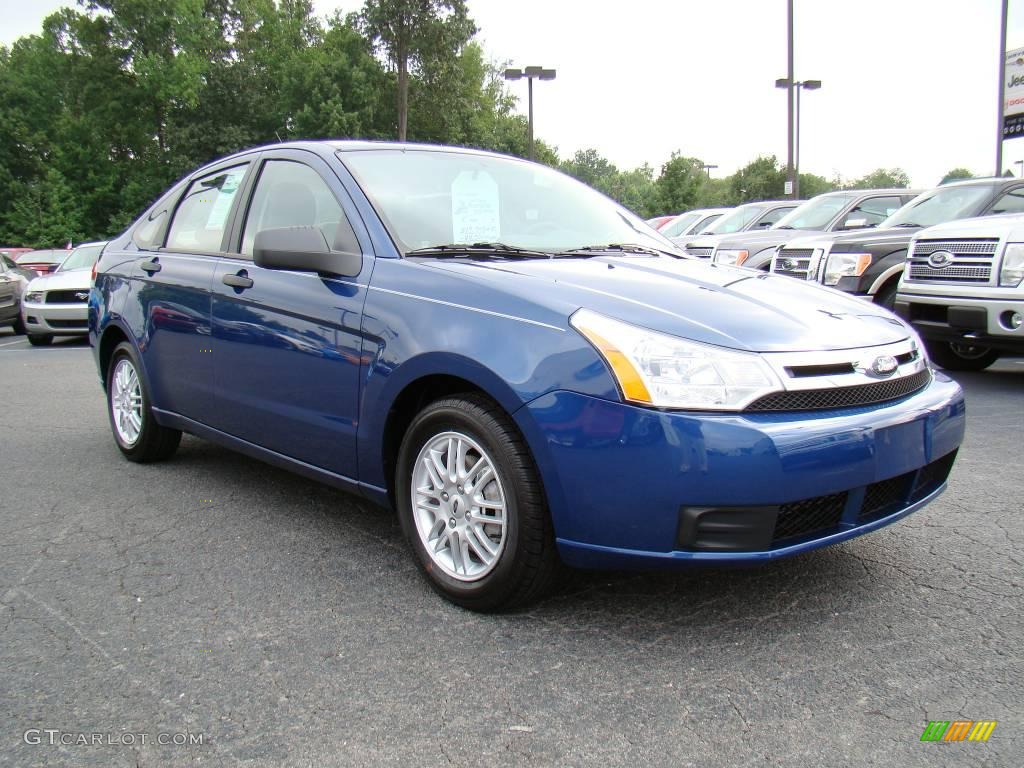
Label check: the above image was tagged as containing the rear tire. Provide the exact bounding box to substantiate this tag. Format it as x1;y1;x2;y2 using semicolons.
12;316;25;335
925;339;1000;371
395;394;558;611
106;341;181;462
27;333;52;346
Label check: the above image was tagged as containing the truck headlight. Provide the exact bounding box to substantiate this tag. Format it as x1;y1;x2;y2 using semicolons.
823;252;872;286
715;249;749;267
25;291;44;303
999;243;1024;287
570;309;782;410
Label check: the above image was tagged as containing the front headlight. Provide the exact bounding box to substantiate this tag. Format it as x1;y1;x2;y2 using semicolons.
570;309;782;410
715;249;749;267
25;291;44;303
999;243;1024;287
823;252;872;286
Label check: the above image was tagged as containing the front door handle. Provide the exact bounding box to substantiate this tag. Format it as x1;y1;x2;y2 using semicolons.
222;272;254;289
140;258;162;274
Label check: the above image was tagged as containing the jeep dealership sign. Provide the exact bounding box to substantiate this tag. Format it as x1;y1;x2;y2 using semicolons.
1004;47;1024;140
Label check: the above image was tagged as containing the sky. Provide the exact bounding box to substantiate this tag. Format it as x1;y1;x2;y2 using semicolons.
3;0;1024;187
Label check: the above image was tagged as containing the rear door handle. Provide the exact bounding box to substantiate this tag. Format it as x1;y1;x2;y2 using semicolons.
140;258;162;274
222;272;254;289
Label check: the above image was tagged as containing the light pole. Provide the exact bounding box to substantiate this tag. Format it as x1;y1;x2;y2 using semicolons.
776;78;821;199
702;164;718;178
1015;159;1023;177
504;66;556;161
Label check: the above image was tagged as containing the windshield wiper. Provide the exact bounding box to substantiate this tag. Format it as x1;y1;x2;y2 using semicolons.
405;242;551;259
774;225;796;230
891;222;921;228
555;243;666;258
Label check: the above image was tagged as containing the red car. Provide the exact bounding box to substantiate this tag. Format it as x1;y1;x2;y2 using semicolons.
645;215;678;230
15;248;70;276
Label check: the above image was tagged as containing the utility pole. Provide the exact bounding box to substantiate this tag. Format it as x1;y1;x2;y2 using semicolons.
997;0;1009;176
786;0;795;198
504;66;557;162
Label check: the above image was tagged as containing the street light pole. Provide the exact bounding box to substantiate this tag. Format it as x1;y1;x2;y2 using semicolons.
702;164;718;178
776;78;821;200
787;0;795;198
997;0;1009;176
504;66;557;161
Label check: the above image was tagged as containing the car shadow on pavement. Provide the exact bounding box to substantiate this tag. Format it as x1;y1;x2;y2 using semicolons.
162;435;908;638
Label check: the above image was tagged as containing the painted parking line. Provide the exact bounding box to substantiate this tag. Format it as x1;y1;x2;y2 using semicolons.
0;337;28;348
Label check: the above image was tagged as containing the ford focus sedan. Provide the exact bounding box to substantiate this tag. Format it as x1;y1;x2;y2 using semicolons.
89;142;965;611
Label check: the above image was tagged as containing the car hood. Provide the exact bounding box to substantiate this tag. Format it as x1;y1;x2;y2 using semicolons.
714;228;823;252
824;226;920;250
913;212;1024;239
425;256;910;352
26;269;92;292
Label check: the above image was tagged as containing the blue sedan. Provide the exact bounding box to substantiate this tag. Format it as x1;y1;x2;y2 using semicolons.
90;141;965;611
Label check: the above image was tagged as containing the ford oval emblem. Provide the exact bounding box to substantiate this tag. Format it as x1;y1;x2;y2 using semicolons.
75;291;90;301
927;250;954;269
781;258;798;270
871;355;898;376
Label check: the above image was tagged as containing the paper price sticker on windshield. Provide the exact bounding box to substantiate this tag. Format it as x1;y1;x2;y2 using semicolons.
451;171;500;243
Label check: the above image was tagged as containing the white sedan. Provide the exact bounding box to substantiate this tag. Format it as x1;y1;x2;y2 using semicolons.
21;241;106;346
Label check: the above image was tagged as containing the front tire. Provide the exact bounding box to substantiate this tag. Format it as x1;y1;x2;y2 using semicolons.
395;394;558;611
27;333;52;346
106;341;181;462
925;339;1000;371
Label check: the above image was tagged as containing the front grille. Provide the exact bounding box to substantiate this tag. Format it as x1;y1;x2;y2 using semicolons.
47;319;88;329
745;369;931;412
686;247;714;258
45;290;88;304
906;239;997;285
773;492;847;543
773;248;815;279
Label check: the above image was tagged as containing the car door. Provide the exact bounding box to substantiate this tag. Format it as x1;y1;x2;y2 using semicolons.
131;161;251;425
836;195;905;230
209;149;373;478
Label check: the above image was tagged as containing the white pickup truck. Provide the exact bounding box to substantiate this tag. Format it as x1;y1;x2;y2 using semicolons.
895;214;1024;370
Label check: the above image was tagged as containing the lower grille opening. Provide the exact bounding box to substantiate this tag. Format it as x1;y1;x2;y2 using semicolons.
911;450;957;502
772;492;847;544
858;473;913;524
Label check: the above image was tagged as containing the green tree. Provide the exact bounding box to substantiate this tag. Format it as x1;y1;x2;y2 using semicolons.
849;167;910;189
940;167;974;184
654;152;706;213
798;172;836;198
359;0;475;141
729;155;786;202
2;167;85;247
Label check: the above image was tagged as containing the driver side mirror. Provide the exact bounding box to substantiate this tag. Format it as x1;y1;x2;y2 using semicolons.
253;226;362;278
841;217;869;230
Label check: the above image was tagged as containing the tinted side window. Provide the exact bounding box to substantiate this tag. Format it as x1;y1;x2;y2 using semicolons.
166;164;248;252
990;187;1024;214
756;206;792;227
241;161;346;256
846;196;903;227
133;208;168;249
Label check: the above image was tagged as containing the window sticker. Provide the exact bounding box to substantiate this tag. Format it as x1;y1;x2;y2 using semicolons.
451;171;500;243
206;169;244;228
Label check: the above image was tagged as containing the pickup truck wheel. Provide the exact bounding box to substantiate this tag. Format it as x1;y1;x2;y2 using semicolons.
925;339;1000;371
27;333;52;346
107;342;182;462
396;394;558;612
874;282;898;311
13;316;25;334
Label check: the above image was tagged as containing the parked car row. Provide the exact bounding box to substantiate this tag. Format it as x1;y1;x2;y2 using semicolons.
0;243;106;344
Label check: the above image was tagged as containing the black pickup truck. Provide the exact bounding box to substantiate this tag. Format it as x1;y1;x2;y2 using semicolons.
771;177;1024;308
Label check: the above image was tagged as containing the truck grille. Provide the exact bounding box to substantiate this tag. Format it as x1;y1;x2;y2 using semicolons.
745;369;931;412
907;239;998;285
772;248;816;279
685;246;714;258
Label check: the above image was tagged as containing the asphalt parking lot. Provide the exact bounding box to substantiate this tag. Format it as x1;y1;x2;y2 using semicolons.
1;327;1021;767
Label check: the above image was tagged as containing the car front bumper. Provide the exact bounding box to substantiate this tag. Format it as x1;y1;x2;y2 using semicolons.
22;300;89;336
895;291;1024;354
517;372;965;569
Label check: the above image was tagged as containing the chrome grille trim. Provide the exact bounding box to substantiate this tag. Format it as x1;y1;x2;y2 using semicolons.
685;246;714;258
906;239;998;286
760;338;927;393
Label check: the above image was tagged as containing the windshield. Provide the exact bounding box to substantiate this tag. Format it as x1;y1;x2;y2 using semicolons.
700;204;768;235
659;212;701;238
58;244;104;272
340;149;675;253
882;185;995;228
772;192;858;231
